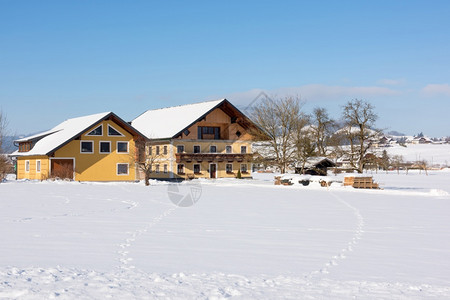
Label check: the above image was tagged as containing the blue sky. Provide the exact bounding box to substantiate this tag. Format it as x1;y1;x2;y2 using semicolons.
1;1;450;137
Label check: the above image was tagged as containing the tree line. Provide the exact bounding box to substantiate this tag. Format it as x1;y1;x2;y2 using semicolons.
250;97;382;174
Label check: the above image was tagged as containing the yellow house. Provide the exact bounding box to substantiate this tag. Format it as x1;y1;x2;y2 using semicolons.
11;112;145;181
131;99;263;180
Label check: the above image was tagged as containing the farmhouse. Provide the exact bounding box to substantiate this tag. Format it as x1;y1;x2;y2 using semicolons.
11;112;145;181
131;99;262;179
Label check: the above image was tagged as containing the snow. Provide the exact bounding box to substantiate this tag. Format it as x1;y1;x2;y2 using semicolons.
131;99;224;139
1;170;450;299
11;112;111;157
385;144;450;166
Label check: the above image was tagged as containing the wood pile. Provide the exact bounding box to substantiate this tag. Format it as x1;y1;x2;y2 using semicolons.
344;176;380;189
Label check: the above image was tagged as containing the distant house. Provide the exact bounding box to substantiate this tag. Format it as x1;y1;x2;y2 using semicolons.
411;136;432;144
131;99;263;179
294;157;336;175
371;136;395;148
10;112;145;181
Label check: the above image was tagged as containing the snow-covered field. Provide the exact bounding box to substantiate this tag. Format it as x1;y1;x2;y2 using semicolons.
385;143;450;166
1;169;450;299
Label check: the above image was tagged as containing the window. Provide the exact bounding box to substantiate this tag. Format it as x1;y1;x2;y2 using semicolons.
194;164;201;174
149;146;152;155
108;125;124;136
25;160;30;172
210;145;217;153
198;126;220;140
177;145;184;153
163;145;167;155
19;142;31;152
155;164;160;173
156;146;160;155
183;129;190;136
241;146;247;154
226;163;233;173
193;145;201;153
177;164;185;174
241;164;248;173
117;142;128;153
36;160;41;173
100;141;111;153
226;145;232;153
81;141;94;153
117;163;129;175
163;164;168;173
87;125;102;136
236;131;241;138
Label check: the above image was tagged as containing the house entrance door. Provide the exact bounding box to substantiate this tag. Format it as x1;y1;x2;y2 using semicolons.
210;164;217;179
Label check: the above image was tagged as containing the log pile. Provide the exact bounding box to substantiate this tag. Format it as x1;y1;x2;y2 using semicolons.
344;176;380;189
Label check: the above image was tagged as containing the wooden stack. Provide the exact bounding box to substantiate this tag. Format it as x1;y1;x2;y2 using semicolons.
344;176;380;189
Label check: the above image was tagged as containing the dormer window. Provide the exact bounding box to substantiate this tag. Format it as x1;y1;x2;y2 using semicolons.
87;125;103;136
19;142;32;152
108;125;124;136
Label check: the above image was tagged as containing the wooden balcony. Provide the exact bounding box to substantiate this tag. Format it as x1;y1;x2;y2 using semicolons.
175;153;253;163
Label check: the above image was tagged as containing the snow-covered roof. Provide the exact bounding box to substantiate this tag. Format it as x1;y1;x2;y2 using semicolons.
131;99;226;139
295;157;336;168
11;112;112;156
15;129;62;143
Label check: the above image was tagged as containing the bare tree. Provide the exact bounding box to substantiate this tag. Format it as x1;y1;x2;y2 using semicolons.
341;99;380;173
135;139;165;186
293;114;316;174
0;110;10;181
251;96;303;173
311;107;335;156
417;160;428;176
391;155;404;174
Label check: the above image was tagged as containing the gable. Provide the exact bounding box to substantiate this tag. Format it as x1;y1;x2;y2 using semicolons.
177;107;253;141
81;120;131;140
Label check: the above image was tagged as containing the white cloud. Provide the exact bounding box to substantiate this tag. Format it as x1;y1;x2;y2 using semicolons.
421;84;450;97
226;84;400;106
377;78;406;86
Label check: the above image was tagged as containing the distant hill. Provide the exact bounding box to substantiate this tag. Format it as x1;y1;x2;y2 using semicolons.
1;136;19;154
387;130;406;136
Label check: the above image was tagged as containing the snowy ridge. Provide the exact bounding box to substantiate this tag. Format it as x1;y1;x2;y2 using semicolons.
2;267;450;299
